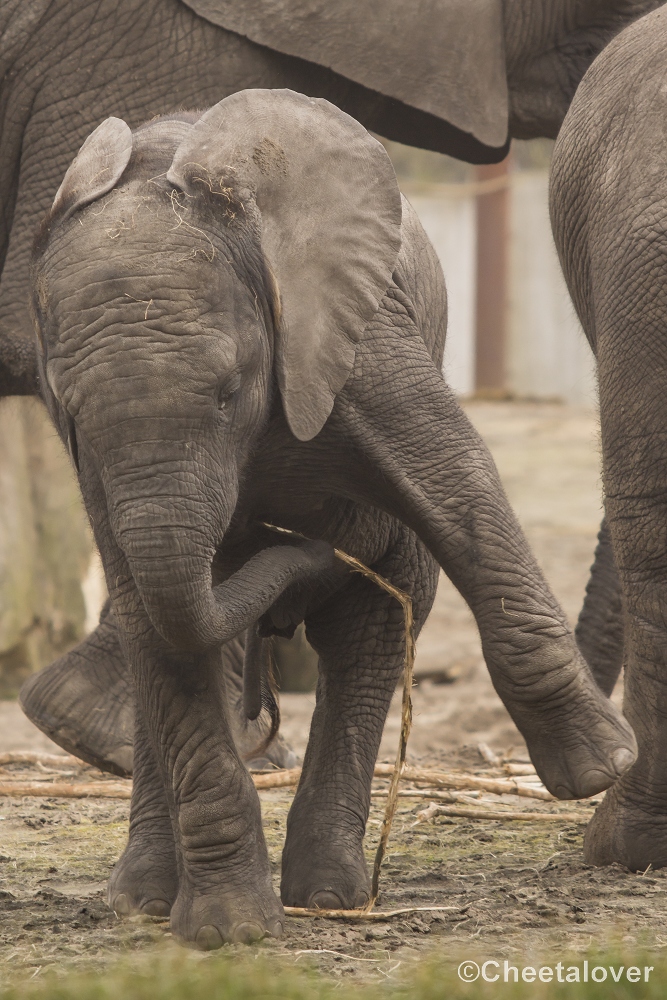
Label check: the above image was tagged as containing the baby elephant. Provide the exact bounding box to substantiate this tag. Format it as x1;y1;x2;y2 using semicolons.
31;89;635;947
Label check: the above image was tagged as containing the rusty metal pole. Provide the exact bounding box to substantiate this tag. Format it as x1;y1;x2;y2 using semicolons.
474;157;510;395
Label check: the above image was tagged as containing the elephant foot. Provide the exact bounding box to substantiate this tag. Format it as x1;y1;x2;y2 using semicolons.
20;623;297;776
170;880;284;949
504;668;637;800
109;832;178;918
20;621;134;777
584;779;667;871
281;832;371;909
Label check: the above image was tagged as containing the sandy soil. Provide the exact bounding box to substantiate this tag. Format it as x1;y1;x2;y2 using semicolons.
2;401;665;984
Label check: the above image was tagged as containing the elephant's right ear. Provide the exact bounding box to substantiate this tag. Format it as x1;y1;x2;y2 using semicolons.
51;118;133;221
168;89;402;442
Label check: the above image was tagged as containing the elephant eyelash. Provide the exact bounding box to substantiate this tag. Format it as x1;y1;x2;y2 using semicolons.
65;412;80;473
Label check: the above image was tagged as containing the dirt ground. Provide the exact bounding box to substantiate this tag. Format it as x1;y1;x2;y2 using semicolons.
2;400;666;985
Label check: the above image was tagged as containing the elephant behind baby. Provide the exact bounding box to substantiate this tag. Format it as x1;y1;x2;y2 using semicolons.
551;4;667;871
1;0;662;397
30;89;636;946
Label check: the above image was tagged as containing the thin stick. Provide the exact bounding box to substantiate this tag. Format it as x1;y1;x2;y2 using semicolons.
415;804;586;823
371;789;477;802
373;763;553;801
252;765;553;800
252;768;302;789
504;763;537;776
0;752;83;767
0;782;131;799
284;904;461;921
262;523;415;913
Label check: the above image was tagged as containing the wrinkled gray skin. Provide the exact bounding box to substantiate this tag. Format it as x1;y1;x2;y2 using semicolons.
551;4;667;872
31;91;636;947
0;0;661;396
13;0;662;777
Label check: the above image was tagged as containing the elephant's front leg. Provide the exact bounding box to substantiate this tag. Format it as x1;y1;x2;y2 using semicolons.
334;326;637;800
108;703;177;918
281;525;438;908
122;622;283;947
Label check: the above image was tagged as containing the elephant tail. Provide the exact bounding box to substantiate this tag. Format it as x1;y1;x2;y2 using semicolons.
242;626;280;760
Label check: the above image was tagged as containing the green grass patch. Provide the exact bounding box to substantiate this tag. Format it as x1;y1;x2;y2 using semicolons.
2;947;667;1000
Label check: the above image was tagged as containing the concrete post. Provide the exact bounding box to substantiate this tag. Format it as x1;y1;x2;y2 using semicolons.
474;157;511;394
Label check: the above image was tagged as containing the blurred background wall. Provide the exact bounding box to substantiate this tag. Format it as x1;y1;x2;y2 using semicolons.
0;398;99;695
390;138;596;404
0;139;598;692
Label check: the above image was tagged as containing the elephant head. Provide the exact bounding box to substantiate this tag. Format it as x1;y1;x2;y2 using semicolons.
30;90;402;649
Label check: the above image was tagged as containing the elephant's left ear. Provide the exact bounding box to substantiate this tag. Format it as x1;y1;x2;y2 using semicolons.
51;118;133;221
168;89;402;441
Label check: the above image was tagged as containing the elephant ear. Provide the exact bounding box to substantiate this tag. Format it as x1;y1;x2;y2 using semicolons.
168;89;402;441
51;118;133;221
179;0;508;152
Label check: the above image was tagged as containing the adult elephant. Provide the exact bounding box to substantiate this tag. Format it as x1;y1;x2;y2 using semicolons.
550;3;667;870
9;0;660;768
0;0;661;395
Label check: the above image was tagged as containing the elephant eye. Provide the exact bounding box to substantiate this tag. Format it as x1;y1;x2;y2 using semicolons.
216;372;241;410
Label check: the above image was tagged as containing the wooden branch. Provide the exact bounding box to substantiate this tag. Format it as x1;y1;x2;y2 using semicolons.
504;763;537;776
0;781;131;799
284;904;462;921
252;768;302;789
0;763;551;800
371;788;476;803
373;763;553;801
252;765;553;800
0;752;83;767
416;803;585;823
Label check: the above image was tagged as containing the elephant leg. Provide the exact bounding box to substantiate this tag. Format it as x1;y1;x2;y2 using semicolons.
581;280;667;869
281;525;438;909
335;325;636;800
19;609;296;773
108;703;177;918
19;602;134;775
123;622;283;948
575;517;625;696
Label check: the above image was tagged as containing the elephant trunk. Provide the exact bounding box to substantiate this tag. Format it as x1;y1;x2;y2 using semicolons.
111;485;238;651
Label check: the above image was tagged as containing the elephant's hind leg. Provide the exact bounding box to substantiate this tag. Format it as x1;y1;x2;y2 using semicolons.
280;524;438;909
20;610;296;774
19;603;134;776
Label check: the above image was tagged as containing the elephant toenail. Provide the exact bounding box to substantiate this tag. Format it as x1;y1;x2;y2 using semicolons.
554;784;575;800
309;891;343;910
231;921;265;944
141;898;171;917
268;918;284;938
612;747;636;774
195;925;224;950
353;891;370;909
112;893;130;916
